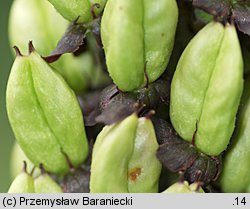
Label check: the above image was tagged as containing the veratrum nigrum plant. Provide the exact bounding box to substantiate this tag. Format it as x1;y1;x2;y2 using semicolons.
5;0;250;193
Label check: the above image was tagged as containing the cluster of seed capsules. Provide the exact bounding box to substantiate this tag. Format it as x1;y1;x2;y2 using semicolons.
6;0;250;193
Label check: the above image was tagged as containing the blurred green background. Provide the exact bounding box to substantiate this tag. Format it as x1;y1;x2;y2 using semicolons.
0;0;14;192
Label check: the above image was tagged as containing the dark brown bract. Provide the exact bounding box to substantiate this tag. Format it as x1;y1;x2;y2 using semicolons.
154;118;221;186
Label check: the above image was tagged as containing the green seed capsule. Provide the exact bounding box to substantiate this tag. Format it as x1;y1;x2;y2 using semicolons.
6;45;88;174
9;0;102;92
90;114;161;193
170;22;243;156
220;77;250;192
9;0;67;55
35;173;62;193
48;0;107;23
90;114;138;192
163;181;204;193
189;183;204;193
101;0;178;91
128;118;161;193
8;163;34;193
163;181;191;193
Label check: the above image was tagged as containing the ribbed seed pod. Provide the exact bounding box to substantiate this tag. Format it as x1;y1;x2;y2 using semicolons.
101;0;178;91
9;0;67;55
48;0;107;23
170;22;243;156
128;118;161;193
90;114;161;192
6;44;88;174
9;0;105;92
220;77;250;192
34;173;62;193
163;181;204;193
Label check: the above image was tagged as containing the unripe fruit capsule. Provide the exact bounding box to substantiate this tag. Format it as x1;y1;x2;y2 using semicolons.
48;0;107;23
90;114;161;192
6;43;89;174
34;168;62;193
220;77;250;192
101;0;178;91
170;22;243;156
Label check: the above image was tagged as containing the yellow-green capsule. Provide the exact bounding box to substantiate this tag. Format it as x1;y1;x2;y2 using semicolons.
163;181;191;193
170;22;243;156
189;183;204;193
90;115;161;193
163;181;204;193
8;163;34;193
6;45;89;174
9;0;103;92
9;0;67;56
34;173;62;193
48;0;107;23
90;114;138;192
128;117;161;193
101;0;178;91
220;77;250;192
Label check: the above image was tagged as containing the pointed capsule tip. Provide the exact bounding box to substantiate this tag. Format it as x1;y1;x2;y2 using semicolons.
28;41;35;54
13;46;23;57
22;161;27;173
144;110;155;119
39;163;45;175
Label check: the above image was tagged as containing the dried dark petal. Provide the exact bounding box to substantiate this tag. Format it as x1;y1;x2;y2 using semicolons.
95;102;135;125
84;110;100;127
154;118;221;186
184;153;218;186
96;85;136;125
153;78;171;105
184;154;207;183
211;155;222;181
204;156;218;183
62;166;90;193
43;23;87;63
152;118;178;145
157;141;198;172
89;79;171;126
132;79;171;108
232;4;250;36
192;0;231;17
83;85;123;126
78;92;101;115
99;84;120;111
78;91;102;126
91;18;102;47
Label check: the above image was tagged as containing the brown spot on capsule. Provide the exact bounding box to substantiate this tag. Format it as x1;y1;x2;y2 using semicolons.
128;168;142;181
